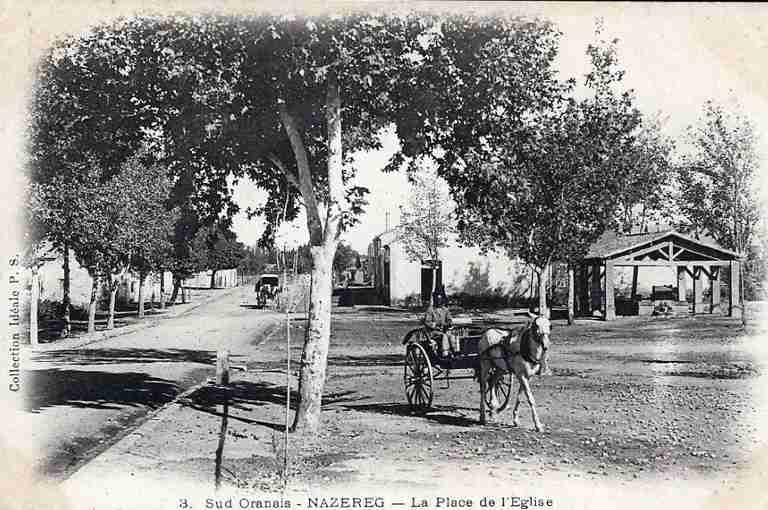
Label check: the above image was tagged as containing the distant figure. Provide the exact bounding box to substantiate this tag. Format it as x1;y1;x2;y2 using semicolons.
423;290;458;357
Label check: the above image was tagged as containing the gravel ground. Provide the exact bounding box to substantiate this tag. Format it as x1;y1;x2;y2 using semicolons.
169;307;766;493
48;305;768;510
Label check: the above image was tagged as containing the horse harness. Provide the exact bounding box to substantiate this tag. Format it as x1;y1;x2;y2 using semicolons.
500;321;545;368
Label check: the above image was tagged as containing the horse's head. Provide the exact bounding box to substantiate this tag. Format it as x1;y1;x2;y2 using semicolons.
525;313;551;354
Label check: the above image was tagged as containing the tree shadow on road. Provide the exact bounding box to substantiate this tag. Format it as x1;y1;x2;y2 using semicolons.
343;402;479;427
31;348;217;366
25;369;180;413
178;382;367;431
328;354;403;367
239;304;266;310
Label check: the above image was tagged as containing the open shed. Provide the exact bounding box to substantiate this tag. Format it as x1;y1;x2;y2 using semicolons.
577;230;743;320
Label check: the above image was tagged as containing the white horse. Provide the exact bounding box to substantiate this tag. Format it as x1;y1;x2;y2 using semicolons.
477;314;551;430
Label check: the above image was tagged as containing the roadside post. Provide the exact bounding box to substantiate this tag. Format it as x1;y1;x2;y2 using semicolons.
216;349;230;385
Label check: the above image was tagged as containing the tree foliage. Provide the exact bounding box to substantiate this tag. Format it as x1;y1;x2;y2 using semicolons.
398;167;455;265
333;242;360;274
196;221;247;287
677;101;761;255
454;32;644;272
613;116;676;234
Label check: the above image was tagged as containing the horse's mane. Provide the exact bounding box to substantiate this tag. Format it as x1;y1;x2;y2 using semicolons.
519;324;533;362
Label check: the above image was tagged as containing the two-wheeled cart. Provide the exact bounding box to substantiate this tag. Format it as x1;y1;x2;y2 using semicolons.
402;325;514;413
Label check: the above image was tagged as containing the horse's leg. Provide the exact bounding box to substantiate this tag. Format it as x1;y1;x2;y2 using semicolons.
479;359;488;425
512;378;524;427
520;375;543;432
487;371;498;411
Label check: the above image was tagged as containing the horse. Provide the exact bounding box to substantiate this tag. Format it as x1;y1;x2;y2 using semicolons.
476;314;551;430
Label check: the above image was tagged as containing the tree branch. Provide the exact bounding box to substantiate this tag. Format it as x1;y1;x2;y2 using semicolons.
267;152;300;190
324;73;346;244
278;103;324;246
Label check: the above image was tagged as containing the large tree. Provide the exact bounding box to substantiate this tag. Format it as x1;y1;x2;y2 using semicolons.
31;13;567;435
29;160;108;334
448;30;647;322
677;101;761;316
29;21;174;335
678;101;760;256
113;154;177;319
176;14;565;433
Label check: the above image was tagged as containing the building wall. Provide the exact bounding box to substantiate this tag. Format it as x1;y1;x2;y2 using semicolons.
116;271;174;303
38;252;93;308
386;237;422;303
184;268;239;289
369;231;534;306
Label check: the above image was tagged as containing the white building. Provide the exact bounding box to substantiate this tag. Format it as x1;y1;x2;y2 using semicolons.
368;230;535;306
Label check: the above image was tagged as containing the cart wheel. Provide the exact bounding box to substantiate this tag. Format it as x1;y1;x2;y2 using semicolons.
484;365;513;412
404;342;434;412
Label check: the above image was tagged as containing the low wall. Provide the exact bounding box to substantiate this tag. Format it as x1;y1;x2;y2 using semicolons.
333;286;382;307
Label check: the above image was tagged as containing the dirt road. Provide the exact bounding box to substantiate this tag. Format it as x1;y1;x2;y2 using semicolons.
20;286;282;479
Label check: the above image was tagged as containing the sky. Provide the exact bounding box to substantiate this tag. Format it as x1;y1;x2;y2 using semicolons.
229;3;768;254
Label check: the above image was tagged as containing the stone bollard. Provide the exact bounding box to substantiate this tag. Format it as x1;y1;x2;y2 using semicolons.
216;349;230;385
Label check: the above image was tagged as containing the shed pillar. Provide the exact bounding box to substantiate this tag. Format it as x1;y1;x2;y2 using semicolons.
711;267;721;314
729;260;742;318
677;267;687;302
578;264;588;315
603;261;616;321
692;266;704;315
591;263;602;315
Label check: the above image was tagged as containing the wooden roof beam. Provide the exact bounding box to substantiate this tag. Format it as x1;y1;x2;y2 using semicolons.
613;260;732;267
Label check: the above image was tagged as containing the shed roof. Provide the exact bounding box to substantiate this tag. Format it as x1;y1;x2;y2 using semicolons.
584;230;740;261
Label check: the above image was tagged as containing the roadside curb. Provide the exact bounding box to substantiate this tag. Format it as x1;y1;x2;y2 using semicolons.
28;286;243;352
60;312;287;486
60;375;217;484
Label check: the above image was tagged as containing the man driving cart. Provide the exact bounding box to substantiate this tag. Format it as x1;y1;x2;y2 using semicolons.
422;287;459;358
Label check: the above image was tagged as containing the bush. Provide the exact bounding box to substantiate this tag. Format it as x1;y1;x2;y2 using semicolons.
450;292;533;311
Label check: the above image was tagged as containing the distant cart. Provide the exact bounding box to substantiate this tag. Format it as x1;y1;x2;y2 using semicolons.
401;323;513;413
254;273;280;308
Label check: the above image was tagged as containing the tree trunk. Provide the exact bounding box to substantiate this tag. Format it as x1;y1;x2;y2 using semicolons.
30;268;39;346
291;243;335;434
631;267;639;300
170;276;181;304
181;282;187;304
160;271;166;309
87;273;98;334
107;279;118;330
210;269;217;289
281;75;347;436
567;265;575;325
138;273;146;318
740;262;747;326
538;266;549;318
62;243;71;338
